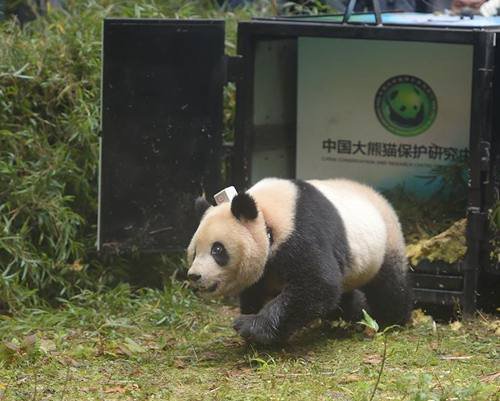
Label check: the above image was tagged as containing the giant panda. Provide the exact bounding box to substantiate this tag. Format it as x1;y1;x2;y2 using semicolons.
187;178;412;344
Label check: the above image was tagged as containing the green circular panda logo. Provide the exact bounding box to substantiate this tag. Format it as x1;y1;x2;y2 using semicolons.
375;75;437;137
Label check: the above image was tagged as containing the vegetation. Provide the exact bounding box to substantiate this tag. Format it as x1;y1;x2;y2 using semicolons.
384;159;469;243
0;284;499;401
389;159;499;268
0;0;277;312
1;2;498;400
406;219;467;266
1;0;494;309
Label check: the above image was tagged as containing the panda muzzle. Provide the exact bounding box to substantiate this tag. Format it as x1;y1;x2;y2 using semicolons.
187;271;219;293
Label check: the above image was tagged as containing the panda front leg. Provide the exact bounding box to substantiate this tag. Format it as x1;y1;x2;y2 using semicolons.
233;271;342;344
239;279;267;315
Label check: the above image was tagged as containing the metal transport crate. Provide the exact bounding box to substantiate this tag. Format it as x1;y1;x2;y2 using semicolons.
98;7;500;314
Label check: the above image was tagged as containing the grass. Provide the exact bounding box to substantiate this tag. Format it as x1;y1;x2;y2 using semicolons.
0;284;498;401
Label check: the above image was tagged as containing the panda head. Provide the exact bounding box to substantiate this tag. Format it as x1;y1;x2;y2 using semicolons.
186;192;270;297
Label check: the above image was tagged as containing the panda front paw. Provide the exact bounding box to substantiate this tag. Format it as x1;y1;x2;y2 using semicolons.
233;314;278;345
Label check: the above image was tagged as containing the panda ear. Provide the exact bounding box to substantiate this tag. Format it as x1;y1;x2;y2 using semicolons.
194;196;211;222
231;193;258;221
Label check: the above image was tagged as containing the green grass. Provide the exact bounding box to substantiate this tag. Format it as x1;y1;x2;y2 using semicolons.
0;285;498;401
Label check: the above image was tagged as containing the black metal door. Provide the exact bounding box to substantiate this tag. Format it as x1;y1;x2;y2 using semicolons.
99;19;225;253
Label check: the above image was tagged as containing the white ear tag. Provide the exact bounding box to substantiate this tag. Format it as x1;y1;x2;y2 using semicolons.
214;186;238;205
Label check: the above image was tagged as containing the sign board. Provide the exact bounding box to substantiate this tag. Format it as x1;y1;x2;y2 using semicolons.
296;38;473;195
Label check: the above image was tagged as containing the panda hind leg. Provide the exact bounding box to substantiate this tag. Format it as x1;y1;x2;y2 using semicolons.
326;289;368;323
362;250;413;328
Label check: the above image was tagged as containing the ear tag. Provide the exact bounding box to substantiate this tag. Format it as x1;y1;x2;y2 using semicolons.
214;186;238;205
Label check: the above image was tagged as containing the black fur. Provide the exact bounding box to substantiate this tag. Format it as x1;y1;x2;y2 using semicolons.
327;290;368;323
231;193;258;221
211;242;229;267
194;197;211;222
234;180;411;344
235;180;351;343
239;278;268;315
361;250;413;327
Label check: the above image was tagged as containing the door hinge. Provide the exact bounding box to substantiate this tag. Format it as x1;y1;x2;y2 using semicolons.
479;141;491;184
465;208;488;271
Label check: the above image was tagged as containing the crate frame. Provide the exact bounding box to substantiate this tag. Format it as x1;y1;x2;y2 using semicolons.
99;14;500;313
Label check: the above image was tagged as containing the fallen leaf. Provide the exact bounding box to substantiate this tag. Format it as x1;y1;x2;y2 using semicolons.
363;326;377;338
3;342;20;353
199;351;218;361
70;259;84;272
22;334;37;349
340;373;362;383
129;368;143;376
439;355;472;361
60;356;80;367
480;371;500;383
225;367;252;378
482;319;500;336
220;337;245;348
173;358;187;369
116;344;133;357
104;385;127;394
81;386;99;393
363;354;382;365
449;321;462;331
406;219;467;265
411;309;434;327
123;337;146;354
104;383;139;394
219;306;239;317
325;391;353;401
158;336;176;350
39;339;56;354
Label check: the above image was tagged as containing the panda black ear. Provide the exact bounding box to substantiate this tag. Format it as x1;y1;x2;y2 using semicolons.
194;196;211;222
231;193;258;221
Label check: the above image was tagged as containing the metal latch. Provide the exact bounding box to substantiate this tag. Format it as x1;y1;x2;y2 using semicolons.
225;55;244;84
479;141;491;184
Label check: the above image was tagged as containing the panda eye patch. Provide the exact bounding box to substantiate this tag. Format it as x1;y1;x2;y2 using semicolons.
211;242;229;266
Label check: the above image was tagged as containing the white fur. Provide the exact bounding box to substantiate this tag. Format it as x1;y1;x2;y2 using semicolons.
248;178;298;253
308;179;388;291
187;202;269;296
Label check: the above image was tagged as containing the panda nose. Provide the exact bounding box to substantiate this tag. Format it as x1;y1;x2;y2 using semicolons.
188;273;201;282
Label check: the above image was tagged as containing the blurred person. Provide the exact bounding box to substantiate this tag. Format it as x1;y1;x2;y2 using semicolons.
450;0;486;11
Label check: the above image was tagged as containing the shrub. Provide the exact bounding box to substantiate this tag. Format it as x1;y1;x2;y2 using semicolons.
0;0;269;312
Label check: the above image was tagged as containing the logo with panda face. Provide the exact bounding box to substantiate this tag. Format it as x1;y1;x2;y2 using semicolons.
375;75;437;137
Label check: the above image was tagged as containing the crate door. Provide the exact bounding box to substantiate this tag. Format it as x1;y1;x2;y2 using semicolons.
99;19;225;253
